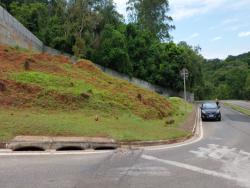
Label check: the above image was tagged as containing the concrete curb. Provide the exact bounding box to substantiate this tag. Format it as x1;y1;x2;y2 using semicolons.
0;142;6;149
142;108;202;151
118;135;193;148
7;136;118;151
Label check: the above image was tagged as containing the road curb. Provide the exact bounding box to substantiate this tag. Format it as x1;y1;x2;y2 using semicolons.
0;142;6;149
118;135;194;148
6;136;118;151
222;102;250;116
138;107;202;150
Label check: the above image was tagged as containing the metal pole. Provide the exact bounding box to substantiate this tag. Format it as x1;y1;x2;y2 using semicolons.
180;68;188;112
184;71;187;102
184;71;187;112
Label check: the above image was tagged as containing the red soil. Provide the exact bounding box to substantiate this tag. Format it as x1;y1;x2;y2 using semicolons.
0;44;172;119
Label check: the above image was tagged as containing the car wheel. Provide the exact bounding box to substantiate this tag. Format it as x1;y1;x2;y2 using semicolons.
218;117;221;121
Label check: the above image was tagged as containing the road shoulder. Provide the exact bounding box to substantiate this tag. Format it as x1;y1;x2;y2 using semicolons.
223;102;250;116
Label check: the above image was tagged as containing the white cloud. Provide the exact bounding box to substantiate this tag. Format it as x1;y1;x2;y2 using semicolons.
238;31;250;37
227;0;250;10
221;18;238;25
185;33;199;41
170;0;227;21
170;0;250;21
228;26;240;31
209;18;249;32
114;0;250;23
203;47;250;59
211;36;222;42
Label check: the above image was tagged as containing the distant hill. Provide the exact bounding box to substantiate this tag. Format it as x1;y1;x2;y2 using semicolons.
225;51;250;64
201;51;250;100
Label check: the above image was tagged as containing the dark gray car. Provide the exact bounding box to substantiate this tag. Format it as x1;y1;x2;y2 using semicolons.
201;102;221;121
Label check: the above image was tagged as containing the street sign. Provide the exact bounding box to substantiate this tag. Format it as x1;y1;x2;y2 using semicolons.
180;68;189;79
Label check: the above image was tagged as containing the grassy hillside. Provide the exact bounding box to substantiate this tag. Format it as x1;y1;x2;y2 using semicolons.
0;45;193;142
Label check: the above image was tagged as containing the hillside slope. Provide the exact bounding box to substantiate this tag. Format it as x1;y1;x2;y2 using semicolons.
0;45;193;142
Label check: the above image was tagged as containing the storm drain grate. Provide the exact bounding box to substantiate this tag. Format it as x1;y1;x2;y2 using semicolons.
13;146;45;151
56;146;84;151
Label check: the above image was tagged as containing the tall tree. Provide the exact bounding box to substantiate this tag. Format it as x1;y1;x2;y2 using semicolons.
0;0;48;10
96;24;132;75
127;0;174;40
9;2;48;35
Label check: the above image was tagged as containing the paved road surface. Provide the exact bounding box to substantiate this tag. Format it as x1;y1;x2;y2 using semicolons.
0;104;250;188
225;100;250;110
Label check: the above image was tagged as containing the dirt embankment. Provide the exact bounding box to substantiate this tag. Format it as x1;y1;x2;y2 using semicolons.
0;45;172;120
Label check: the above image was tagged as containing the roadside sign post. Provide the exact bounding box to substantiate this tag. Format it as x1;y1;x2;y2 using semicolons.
180;68;189;112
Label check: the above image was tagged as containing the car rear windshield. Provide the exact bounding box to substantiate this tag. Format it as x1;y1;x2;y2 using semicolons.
203;103;217;109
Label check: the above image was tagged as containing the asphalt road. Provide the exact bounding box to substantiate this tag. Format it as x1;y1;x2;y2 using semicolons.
0;104;250;188
225;100;250;110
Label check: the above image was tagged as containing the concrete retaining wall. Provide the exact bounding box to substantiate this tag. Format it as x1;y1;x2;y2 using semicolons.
43;46;77;62
96;64;194;101
0;6;43;52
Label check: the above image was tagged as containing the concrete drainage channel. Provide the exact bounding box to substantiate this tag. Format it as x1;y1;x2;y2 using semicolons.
6;136;118;152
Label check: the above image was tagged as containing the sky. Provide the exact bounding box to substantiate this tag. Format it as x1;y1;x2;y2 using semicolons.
113;0;250;59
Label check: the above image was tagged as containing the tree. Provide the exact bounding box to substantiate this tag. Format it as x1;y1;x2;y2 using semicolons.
201;52;250;100
244;75;250;99
66;0;122;57
177;42;204;91
8;0;249;101
1;0;48;10
127;0;174;40
97;25;132;75
9;2;48;35
125;23;159;80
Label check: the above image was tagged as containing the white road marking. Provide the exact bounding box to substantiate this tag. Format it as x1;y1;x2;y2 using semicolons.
117;166;171;176
190;144;250;188
142;154;250;188
145;108;203;151
208;137;222;141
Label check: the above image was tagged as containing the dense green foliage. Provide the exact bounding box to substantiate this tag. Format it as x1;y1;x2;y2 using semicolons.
127;0;175;40
1;0;248;100
201;53;250;100
1;0;203;95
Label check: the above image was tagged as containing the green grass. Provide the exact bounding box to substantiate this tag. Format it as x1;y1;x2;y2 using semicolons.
2;72;194;142
223;103;250;116
10;71;95;96
0;107;192;142
1;50;195;143
169;96;193;120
